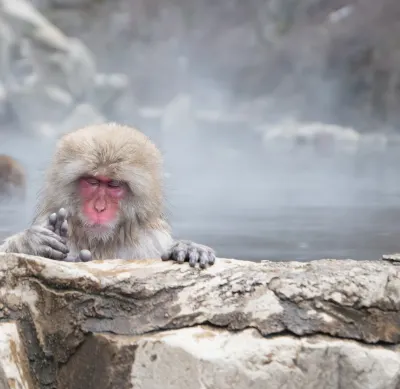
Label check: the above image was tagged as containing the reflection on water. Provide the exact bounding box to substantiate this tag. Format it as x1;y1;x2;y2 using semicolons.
1;131;400;262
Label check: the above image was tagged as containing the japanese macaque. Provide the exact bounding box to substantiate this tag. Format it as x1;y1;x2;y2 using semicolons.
0;155;25;197
0;123;215;268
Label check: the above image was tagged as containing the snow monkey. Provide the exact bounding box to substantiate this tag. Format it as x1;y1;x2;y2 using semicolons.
0;123;216;267
0;155;25;197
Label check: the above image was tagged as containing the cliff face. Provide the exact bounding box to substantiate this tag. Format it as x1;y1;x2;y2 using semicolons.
0;253;399;388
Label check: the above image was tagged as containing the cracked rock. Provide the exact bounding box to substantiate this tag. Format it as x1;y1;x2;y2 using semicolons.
0;322;35;389
0;253;399;388
59;327;400;389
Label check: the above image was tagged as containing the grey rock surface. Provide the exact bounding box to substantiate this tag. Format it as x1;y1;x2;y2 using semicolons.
60;328;400;389
0;253;399;388
0;322;35;389
382;253;400;262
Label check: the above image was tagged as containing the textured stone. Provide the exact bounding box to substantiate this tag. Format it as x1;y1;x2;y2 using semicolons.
60;327;400;389
0;253;399;388
0;322;35;389
382;253;400;262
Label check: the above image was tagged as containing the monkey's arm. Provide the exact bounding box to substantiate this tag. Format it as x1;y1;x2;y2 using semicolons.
162;239;216;269
0;227;69;259
0;231;30;253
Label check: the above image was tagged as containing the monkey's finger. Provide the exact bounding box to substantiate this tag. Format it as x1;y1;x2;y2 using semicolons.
79;249;92;262
45;213;57;231
60;220;68;238
48;213;57;227
199;251;209;269
43;236;69;254
161;242;180;261
171;243;187;263
188;249;200;267
174;249;186;263
58;207;67;220
39;245;68;260
32;226;66;243
161;248;172;261
54;208;67;235
208;251;216;265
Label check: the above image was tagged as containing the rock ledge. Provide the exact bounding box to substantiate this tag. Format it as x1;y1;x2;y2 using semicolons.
0;253;399;388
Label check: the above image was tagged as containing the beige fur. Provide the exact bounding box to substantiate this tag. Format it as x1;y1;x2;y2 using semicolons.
1;123;174;260
0;154;25;196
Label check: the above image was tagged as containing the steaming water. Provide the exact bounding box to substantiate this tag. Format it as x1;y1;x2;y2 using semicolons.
1;128;400;262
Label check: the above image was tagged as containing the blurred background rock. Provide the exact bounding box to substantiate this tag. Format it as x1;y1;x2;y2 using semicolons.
1;0;400;261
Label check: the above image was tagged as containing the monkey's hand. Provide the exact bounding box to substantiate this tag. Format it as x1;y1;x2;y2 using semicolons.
20;207;69;260
48;208;92;263
161;240;216;269
7;226;70;260
0;208;69;258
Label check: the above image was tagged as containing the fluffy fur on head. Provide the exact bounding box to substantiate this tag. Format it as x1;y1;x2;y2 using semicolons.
35;123;165;234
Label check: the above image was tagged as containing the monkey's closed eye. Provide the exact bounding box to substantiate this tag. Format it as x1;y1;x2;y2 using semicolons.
85;177;100;186
108;180;121;188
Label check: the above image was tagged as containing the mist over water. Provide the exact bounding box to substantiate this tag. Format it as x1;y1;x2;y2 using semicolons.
167;138;400;262
2;125;400;262
2;1;400;262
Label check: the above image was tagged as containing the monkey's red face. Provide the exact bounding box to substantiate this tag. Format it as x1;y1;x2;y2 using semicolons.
78;176;127;226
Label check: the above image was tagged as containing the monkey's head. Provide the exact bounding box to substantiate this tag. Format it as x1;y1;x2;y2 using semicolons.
0;155;26;198
46;123;163;236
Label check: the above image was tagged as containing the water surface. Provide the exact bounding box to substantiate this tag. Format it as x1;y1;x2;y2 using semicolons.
1;130;400;262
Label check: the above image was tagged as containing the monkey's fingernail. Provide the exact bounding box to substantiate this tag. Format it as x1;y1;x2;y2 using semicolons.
79;249;92;262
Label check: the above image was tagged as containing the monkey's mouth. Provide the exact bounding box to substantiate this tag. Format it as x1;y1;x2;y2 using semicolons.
82;220;117;239
84;219;115;228
81;221;116;241
81;214;118;230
